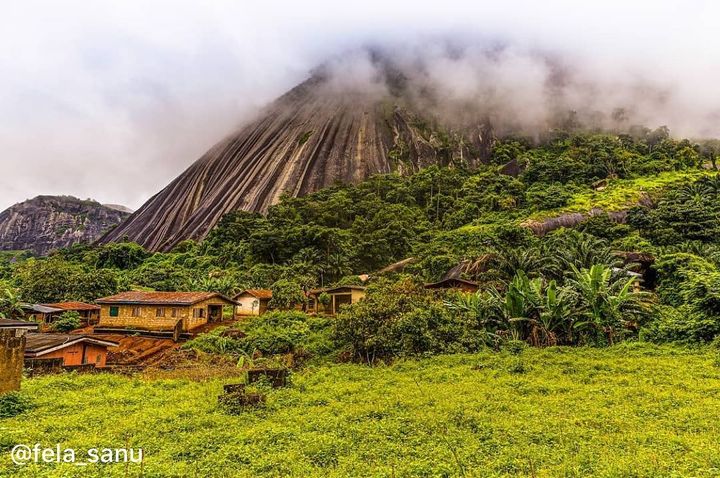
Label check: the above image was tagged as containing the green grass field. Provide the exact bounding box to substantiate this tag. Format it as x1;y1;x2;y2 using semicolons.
3;344;720;477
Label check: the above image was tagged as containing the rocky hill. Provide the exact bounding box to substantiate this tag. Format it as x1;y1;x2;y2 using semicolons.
0;196;131;255
100;56;496;252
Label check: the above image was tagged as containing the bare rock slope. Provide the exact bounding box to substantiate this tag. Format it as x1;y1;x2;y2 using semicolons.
0;196;130;255
101;69;494;251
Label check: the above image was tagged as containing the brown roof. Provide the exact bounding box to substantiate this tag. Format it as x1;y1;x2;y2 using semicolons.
42;301;100;311
24;333;118;355
234;289;272;300
308;285;367;295
424;278;479;290
96;291;237;306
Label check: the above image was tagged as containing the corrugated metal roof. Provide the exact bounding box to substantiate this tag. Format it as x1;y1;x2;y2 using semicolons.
24;333;118;354
308;285;367;295
234;289;273;300
42;302;100;311
0;318;39;329
21;304;64;314
96;291;237;306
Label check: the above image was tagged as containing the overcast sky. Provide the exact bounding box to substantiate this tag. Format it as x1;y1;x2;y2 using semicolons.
0;1;718;211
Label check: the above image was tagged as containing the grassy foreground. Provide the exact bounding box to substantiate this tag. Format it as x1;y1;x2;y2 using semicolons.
3;344;720;477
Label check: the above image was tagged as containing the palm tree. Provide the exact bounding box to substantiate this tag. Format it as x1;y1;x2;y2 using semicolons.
494;273;577;346
443;291;503;347
567;264;651;345
544;231;621;279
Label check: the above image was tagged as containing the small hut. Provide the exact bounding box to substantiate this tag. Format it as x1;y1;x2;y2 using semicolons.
234;289;273;316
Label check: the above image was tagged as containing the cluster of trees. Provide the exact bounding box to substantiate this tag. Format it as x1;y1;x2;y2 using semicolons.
335;259;651;362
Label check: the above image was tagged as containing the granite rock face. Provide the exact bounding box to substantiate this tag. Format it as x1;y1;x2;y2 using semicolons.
101;67;495;252
0;196;130;255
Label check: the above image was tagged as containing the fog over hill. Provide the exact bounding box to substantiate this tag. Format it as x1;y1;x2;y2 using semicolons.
1;1;719;214
100;39;717;251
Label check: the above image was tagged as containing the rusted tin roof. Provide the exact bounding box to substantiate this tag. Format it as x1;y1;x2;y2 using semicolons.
234;289;273;300
42;301;100;311
308;285;367;295
96;291;237;306
0;318;39;330
424;278;479;290
24;333;119;355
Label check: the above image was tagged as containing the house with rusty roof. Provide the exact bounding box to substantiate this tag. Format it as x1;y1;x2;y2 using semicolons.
43;302;101;324
24;333;119;369
233;289;273;316
21;301;100;330
95;291;237;338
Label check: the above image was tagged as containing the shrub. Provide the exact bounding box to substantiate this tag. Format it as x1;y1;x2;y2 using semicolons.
0;392;33;418
334;277;488;361
182;328;245;355
51;311;82;332
640;305;720;344
269;280;306;310
654;253;717;307
240;311;333;357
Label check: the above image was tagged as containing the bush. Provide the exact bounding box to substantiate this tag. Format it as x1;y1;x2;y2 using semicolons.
184;312;334;359
182;328;246;355
0;392;33;418
269;280;306;310
51;311;82;332
240;311;333;357
334;277;489;361
641;305;720;344
654;253;717;307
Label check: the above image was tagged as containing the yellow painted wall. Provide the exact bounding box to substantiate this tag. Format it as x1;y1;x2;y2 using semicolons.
98;298;233;332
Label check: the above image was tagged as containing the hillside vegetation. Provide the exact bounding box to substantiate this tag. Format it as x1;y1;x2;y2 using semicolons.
2;129;720;350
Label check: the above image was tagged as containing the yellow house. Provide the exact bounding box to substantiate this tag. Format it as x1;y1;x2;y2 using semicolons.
307;286;366;315
96;291;237;336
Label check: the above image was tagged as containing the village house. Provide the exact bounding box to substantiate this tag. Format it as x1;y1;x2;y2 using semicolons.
22;301;101;329
0;319;38;394
424;278;479;293
95;291;237;337
234;289;272;316
43;302;101;324
307;285;366;315
24;333;118;369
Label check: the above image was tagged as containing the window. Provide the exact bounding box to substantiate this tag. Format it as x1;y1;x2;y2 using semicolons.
193;308;206;319
171;308;178;318
156;308;165;317
109;306;119;317
131;307;141;317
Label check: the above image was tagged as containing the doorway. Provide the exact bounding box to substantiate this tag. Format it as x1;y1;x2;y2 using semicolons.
208;305;224;323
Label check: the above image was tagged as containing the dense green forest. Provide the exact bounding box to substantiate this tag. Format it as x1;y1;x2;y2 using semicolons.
2;127;720;359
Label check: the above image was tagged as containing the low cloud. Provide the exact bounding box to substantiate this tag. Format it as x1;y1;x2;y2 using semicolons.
1;1;718;210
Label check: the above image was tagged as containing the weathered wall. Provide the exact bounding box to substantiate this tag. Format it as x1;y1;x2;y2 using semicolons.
236;295;269;316
38;343;109;367
0;329;26;394
99;304;186;331
99;298;234;332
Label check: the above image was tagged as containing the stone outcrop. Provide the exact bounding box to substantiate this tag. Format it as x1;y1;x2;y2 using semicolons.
0;196;130;255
